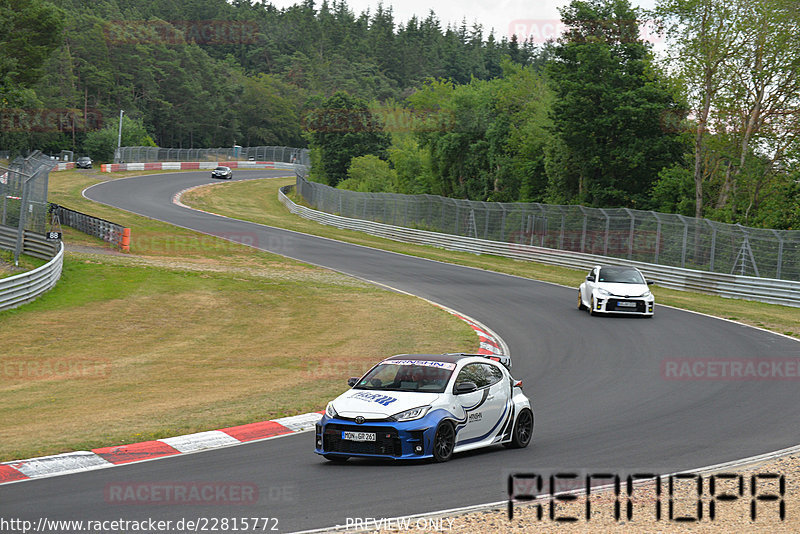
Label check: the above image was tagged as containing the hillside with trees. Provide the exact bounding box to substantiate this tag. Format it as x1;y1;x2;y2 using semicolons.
1;0;798;229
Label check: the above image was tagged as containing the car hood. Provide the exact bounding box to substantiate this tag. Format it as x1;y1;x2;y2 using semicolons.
596;282;649;297
332;389;442;419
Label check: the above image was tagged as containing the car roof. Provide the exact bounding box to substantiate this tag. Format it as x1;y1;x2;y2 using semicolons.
384;353;467;364
383;353;511;369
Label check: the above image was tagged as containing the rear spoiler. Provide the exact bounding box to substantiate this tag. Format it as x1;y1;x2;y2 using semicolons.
446;353;512;370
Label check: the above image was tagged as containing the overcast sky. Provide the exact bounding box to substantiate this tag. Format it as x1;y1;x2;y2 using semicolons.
265;0;659;43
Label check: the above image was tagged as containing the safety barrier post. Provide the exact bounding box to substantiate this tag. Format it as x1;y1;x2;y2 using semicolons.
121;228;131;252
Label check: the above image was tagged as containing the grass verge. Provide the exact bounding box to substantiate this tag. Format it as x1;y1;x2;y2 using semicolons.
0;249;47;279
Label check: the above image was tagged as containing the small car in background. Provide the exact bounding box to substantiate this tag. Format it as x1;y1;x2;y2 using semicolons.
315;353;533;463
76;157;92;169
578;265;655;316
211;166;232;179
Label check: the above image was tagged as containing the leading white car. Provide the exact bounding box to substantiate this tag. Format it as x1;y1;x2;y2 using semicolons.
578;265;655;317
315;353;533;463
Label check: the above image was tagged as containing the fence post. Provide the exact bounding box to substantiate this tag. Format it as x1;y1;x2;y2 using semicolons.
600;208;610;256
677;214;689;268
499;203;507;242
579;206;589;253
707;219;717;272
13;177;30;265
623;208;635;259
771;229;784;280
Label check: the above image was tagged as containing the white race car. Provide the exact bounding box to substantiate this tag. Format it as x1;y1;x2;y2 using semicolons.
578;265;655;317
315;353;533;462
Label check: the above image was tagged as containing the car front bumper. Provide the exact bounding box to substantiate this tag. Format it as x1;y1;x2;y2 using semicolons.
592;295;654;315
314;414;443;460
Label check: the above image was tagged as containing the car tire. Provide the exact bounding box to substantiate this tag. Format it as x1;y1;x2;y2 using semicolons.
323;454;349;463
432;421;455;462
504;408;533;449
577;291;586;310
589;296;597;316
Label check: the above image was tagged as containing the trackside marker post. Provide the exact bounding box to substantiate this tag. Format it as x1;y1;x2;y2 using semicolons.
121;228;131;251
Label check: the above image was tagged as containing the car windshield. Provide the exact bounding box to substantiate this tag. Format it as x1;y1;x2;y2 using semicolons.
215;166;228;171
598;267;645;284
353;360;456;393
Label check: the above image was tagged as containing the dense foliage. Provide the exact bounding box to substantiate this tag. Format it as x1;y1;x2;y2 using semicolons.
1;0;798;229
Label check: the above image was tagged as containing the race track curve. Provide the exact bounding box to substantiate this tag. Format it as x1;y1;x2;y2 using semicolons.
2;170;798;532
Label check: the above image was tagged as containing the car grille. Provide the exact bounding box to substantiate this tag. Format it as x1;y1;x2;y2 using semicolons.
608;299;646;312
323;424;402;456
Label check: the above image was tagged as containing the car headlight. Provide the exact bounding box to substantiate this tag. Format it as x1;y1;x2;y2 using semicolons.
597;288;611;297
640;290;652;298
391;406;430;422
325;403;338;418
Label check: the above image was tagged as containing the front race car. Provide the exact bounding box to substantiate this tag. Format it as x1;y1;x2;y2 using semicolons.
314;354;532;462
590;285;654;315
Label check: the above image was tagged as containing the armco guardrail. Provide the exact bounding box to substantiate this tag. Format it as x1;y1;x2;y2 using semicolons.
0;226;64;312
0;224;60;260
279;186;800;308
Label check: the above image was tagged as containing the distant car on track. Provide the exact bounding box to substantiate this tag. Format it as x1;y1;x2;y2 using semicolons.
211;166;232;179
76;157;92;169
578;265;654;317
315;353;533;463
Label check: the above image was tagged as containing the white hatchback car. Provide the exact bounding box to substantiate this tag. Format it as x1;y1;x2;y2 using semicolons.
315;353;533;462
578;265;655;317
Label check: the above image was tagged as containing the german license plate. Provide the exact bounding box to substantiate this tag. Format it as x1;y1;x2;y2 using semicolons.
617;301;637;308
342;431;376;442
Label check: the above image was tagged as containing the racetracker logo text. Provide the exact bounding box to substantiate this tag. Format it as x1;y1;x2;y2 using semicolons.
105;482;258;505
661;358;800;381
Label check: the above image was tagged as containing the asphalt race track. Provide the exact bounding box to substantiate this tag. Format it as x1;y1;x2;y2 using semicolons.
2;170;798;532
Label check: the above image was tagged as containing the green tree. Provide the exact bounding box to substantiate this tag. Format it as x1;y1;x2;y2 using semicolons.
83;114;155;162
0;0;64;92
304;91;390;186
338;154;397;192
238;73;305;147
546;0;687;207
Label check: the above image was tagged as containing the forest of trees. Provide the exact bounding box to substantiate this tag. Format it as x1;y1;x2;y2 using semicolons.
1;0;798;229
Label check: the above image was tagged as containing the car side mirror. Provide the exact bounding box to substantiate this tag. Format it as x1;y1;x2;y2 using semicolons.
647;280;654;285
347;377;359;387
455;381;478;394
586;275;595;282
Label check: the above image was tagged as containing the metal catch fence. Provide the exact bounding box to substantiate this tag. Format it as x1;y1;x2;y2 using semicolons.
0;151;57;263
115;146;310;165
295;173;800;282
